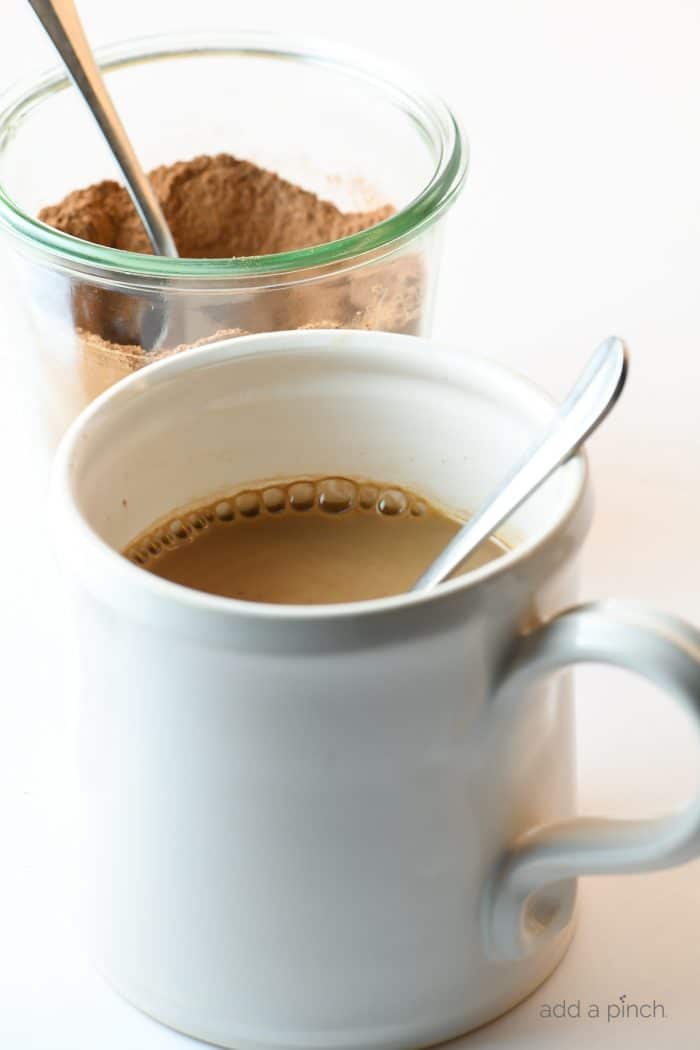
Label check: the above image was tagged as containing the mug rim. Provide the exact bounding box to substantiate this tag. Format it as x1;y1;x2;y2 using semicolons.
50;330;590;624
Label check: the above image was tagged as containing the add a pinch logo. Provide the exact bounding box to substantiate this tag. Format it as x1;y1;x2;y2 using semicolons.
539;994;667;1022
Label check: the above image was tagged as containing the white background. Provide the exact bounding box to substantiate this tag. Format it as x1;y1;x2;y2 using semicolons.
1;1;700;1047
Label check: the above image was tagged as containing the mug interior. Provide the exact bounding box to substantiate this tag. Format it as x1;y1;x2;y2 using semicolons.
60;330;586;610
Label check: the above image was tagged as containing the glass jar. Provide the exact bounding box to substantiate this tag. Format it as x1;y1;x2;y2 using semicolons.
0;31;467;445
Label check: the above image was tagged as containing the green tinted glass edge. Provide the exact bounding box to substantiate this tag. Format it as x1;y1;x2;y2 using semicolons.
0;31;468;280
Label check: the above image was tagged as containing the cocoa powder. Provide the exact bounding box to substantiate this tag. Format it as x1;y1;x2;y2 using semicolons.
39;153;394;257
38;154;425;402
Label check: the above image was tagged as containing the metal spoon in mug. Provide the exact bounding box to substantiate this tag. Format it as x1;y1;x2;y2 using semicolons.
411;336;628;593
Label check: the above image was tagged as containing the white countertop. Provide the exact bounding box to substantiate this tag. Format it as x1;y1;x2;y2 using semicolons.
2;1;699;1047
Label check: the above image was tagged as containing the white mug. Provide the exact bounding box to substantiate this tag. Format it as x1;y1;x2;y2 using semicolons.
51;330;700;1050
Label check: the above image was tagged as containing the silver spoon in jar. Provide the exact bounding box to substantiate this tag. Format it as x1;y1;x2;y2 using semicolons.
28;0;177;258
411;336;628;593
27;0;183;348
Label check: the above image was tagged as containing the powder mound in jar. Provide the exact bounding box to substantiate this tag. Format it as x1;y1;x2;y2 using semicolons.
38;153;394;257
37;154;426;406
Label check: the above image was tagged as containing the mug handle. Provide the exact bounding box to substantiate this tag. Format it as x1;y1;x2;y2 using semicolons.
484;599;700;960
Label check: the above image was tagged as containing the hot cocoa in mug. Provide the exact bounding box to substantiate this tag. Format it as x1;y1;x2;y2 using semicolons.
124;474;507;603
51;330;700;1050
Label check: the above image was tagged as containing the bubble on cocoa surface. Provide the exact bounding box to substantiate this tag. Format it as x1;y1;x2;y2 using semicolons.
410;499;427;517
318;477;356;514
169;519;190;541
235;491;261;518
262;487;286;513
358;485;379;510
215;501;234;523
146;538;162;557
187;512;209;531
288;481;316;511
377;489;408;516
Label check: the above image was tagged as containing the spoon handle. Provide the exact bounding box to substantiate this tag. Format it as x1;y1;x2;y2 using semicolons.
27;0;178;257
411;336;629;593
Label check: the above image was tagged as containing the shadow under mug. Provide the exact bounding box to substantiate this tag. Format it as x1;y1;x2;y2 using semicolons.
51;330;700;1050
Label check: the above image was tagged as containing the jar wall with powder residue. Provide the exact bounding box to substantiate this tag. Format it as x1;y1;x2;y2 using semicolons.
0;33;467;448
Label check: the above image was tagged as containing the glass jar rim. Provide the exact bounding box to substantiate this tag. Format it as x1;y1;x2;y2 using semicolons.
0;29;468;280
